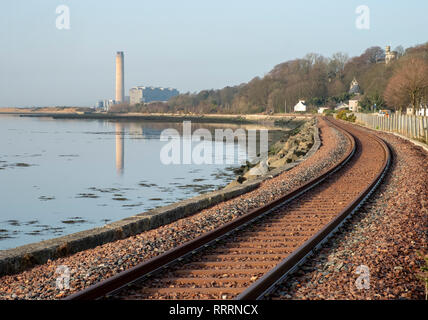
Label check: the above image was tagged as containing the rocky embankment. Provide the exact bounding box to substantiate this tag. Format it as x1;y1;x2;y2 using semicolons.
227;118;316;188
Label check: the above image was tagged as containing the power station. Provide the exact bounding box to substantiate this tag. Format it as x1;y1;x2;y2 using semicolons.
95;51;179;110
115;51;124;103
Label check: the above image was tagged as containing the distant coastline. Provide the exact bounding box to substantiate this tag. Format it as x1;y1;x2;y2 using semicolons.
0;107;312;125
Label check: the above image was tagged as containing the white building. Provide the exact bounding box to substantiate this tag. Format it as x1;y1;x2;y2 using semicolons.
348;95;362;112
294;100;307;112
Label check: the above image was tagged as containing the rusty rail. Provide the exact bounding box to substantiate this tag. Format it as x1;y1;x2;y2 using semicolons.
237;120;391;299
65;117;388;300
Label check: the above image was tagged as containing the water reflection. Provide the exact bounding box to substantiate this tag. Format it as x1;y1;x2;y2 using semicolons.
115;123;124;175
112;121;272;175
0;115;296;250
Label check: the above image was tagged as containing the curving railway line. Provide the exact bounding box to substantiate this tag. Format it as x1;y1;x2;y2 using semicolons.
65;117;391;300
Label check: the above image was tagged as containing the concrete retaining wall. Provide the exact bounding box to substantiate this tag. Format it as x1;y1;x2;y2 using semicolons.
0;120;320;277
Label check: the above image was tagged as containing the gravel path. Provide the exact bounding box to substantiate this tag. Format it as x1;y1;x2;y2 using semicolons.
0;118;348;300
270;124;427;300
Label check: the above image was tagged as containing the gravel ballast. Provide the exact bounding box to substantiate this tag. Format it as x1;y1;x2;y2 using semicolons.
270;124;427;300
0;118;348;300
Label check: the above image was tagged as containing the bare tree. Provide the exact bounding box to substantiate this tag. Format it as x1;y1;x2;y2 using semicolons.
362;46;385;64
394;45;405;58
384;58;428;114
329;52;349;78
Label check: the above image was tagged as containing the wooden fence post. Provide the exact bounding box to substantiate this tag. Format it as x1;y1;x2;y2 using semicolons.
413;115;416;138
398;114;400;132
406;116;409;136
425;117;428;143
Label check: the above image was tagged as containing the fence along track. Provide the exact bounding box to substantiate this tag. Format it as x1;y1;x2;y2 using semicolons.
65;117;389;300
355;112;428;144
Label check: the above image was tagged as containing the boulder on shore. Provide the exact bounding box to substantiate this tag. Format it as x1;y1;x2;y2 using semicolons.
225;118;316;189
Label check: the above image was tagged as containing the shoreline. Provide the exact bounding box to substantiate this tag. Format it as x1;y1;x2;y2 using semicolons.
225;118;317;188
0;109;312;125
1;117;347;301
0;116;318;276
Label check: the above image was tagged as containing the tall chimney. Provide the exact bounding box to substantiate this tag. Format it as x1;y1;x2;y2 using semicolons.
115;51;124;103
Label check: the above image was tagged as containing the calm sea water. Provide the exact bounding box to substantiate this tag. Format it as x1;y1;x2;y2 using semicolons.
0;115;270;250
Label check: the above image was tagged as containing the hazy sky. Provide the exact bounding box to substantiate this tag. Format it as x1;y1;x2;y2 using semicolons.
1;0;427;107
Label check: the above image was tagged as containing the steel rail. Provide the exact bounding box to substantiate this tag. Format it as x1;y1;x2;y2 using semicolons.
236;119;391;300
64;117;357;300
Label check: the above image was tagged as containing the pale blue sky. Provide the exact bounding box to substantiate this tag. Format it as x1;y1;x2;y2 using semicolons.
1;0;427;107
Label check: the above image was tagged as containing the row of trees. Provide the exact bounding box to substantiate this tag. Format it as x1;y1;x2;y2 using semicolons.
165;45;397;113
113;42;428;115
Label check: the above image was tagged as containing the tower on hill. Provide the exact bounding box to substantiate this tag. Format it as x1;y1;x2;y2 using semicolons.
385;46;397;65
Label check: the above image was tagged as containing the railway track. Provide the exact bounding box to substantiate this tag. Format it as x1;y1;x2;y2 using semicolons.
65;117;391;300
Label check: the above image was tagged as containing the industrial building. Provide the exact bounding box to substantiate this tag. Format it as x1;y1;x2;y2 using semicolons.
129;86;179;105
